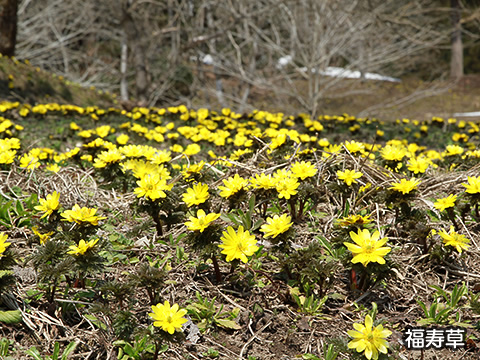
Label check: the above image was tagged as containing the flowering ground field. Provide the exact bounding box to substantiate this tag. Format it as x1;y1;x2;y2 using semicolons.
1;98;480;360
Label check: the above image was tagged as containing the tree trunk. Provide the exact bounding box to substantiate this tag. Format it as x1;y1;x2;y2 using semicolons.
120;31;129;101
450;0;463;80
122;2;149;104
0;0;18;56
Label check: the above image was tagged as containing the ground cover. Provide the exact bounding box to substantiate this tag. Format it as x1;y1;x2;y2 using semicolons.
1;52;480;360
0;99;480;360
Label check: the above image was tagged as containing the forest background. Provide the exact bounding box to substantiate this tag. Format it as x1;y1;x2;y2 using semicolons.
2;0;480;118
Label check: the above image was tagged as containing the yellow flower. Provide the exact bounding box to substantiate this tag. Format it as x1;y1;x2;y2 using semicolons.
260;214;292;238
19;153;40;170
337;169;363;186
181;161;205;179
32;227;54;245
323;143;342;157
93;149;125;168
347;314;392;360
336;214;372;227
67;239;99;256
95;125;112;138
250;173;275;190
444;144;464;156
218;174;249;198
170;144;184;153
275;176;299;199
134;174;171;201
0;232;11;257
344;229;391;266
434;194;457;212
407;157;430;174
35;191;60;219
438;226;470;253
290;161;317;180
81;154;93;162
389;178;420;195
269;133;287;149
83;138;104;149
149;150;172;164
219;226;259;263
359;183;372;193
182;183;209;207
462;176;480;194
61;204;106;226
149;301;188;334
344;140;364;154
185;209;221;232
45;163;61;173
183;143;201;156
116;134;129;145
78;130;92;138
380;144;406;161
0;150;15;164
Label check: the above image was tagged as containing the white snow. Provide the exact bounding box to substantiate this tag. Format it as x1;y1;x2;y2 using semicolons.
276;55;293;69
189;53;215;65
453;111;480;117
202;54;214;65
298;66;400;83
191;54;401;83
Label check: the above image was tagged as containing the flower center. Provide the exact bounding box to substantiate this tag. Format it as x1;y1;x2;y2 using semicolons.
364;242;374;253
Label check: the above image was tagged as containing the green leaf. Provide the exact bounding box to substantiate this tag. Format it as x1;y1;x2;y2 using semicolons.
252;220;263;231
197;319;208;331
25;347;43;360
61;341;77;360
302;354;322;360
248;194;256;215
435;307;452;323
0;310;22;324
315;235;335;257
83;314;107;330
0;270;14;278
122;343;136;357
215;318;241;329
52;342;60;360
25;193;38;210
15;200;25;216
17;217;31;228
417;318;435;326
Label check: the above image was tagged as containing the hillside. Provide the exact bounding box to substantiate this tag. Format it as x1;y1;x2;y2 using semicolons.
0;55;115;108
0;56;479;360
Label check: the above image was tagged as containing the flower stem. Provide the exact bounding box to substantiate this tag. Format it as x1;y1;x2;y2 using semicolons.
447;208;459;231
288;198;296;220
297;198;306;220
211;255;222;283
151;208;163;237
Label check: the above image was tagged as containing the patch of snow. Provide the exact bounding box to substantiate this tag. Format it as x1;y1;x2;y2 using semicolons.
276;55;293;69
189;53;215;65
453;111;480;117
299;66;401;83
202;54;214;65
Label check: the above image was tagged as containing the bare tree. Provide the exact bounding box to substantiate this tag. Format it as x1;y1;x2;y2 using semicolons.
120;0;149;103
14;0;470;116
451;0;464;79
184;0;450;116
0;0;19;56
